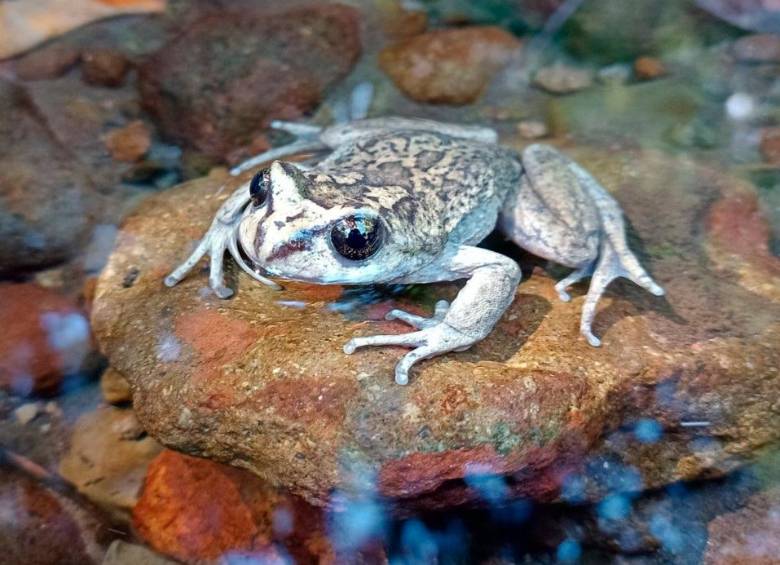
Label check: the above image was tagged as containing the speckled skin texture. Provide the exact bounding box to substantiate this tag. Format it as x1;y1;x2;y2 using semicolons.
166;118;663;383
91;146;780;510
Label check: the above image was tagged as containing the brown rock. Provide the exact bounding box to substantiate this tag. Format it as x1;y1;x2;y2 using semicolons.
381;1;428;39
91;146;780;511
103;121;152;163
759;127;780;165
379;26;521;105
14;44;80;80
0;469;109;564
138;3;361;162
0;78;97;273
133;450;338;563
101;367;133;404
59;405;163;522
634;56;667;80
533;63;593;94
81;48;130;87
733;33;780;62
0;283;94;395
704;488;780;564
24;74;142;202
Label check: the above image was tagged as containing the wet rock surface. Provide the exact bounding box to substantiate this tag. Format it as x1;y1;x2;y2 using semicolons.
138;2;361;162
704;487;780;564
0;79;98;273
92;145;780;510
59;404;163;522
0;468;111;565
379;26;521;105
133;450;365;563
0;283;96;395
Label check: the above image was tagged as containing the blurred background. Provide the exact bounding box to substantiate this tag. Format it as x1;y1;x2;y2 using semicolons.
0;0;778;563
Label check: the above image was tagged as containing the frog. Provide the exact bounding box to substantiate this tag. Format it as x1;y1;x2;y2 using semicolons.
165;83;664;385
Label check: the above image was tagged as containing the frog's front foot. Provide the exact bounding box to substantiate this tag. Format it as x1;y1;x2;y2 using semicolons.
343;314;476;386
164;186;281;297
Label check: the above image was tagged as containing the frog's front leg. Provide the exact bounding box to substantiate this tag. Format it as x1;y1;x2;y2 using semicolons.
500;144;664;347
164;184;280;297
343;246;521;385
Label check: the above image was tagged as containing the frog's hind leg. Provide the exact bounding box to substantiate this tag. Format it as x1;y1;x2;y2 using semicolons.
503;144;664;347
230;83;375;176
569;161;664;346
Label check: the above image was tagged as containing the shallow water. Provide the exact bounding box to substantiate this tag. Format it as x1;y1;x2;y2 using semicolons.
0;1;778;564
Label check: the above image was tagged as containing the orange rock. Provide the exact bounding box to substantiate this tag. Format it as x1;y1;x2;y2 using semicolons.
0;283;95;395
634;56;666;80
133;450;337;563
103;121;152;163
379;26;521;105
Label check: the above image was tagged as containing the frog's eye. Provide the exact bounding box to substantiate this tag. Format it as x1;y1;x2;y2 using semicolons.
249;168;271;207
330;214;383;261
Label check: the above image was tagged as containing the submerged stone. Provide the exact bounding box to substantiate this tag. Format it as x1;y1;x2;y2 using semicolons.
92;146;780;510
138;3;361;163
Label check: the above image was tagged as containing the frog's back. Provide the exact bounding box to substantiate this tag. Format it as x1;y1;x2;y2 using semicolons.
304;130;522;250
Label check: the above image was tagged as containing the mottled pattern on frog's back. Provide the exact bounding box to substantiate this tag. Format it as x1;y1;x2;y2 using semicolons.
303;130;523;251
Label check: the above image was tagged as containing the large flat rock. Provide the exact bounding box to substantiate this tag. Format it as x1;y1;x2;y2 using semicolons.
91;145;780;510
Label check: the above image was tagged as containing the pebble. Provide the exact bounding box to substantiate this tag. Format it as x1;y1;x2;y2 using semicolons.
634;56;667;80
103;121;152;163
517;119;549;139
379;26;522;104
100;367;133;404
13;402;40;425
81;48;130;87
533;63;594;94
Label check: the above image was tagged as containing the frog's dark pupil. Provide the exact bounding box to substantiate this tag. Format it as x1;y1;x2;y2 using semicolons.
249;168;270;207
331;214;383;261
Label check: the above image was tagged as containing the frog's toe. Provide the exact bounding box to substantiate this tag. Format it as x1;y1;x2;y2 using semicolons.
343;330;425;355
384;300;450;330
343;321;477;384
269;121;323;138
554;265;594;303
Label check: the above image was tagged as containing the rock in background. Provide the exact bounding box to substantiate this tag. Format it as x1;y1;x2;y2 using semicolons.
138;3;362;164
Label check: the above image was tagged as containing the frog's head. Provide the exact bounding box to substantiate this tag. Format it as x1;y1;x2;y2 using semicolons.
237;161;391;284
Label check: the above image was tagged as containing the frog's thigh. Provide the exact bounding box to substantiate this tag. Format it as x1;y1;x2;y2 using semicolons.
503;144;664;346
499;144;601;269
344;246;521;385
